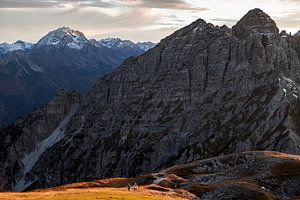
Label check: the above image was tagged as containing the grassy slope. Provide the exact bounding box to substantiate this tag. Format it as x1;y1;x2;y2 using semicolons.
0;187;188;200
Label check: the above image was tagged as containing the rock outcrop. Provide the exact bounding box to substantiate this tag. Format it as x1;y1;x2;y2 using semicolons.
1;8;300;192
162;151;300;199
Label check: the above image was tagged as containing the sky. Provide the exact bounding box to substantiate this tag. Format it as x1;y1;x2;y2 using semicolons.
0;0;300;43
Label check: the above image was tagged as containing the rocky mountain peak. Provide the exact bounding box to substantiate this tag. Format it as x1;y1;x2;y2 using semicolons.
35;27;88;49
232;8;279;38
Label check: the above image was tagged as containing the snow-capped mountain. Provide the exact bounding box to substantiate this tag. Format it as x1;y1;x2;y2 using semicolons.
35;27;88;49
98;38;135;48
0;40;33;57
98;38;155;52
33;27;155;52
136;41;156;51
0;27;155;55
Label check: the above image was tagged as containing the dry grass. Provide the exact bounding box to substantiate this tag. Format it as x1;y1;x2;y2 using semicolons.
0;187;189;200
55;175;156;190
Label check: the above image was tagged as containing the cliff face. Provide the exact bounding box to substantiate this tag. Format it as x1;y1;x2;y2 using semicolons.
1;9;300;192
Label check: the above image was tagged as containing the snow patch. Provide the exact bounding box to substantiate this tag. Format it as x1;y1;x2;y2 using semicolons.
283;88;287;95
193;27;199;33
279;76;300;100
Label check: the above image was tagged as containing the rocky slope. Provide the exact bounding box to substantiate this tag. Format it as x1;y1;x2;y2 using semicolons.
160;151;300;199
0;27;154;129
1;8;300;192
1;151;298;199
62;151;299;199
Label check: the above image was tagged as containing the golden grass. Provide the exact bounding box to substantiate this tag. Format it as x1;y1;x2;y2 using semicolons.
0;187;188;200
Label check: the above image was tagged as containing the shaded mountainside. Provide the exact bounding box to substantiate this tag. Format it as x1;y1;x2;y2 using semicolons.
0;27;155;129
1;151;299;199
1;8;300;193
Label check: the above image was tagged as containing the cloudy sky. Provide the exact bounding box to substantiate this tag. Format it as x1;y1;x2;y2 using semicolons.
1;0;300;43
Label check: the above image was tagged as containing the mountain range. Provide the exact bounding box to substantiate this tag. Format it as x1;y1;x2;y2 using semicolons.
0;27;155;129
0;8;300;199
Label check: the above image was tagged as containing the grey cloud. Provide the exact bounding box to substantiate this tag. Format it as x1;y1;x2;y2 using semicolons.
0;0;115;8
0;0;208;11
210;18;237;23
0;0;205;43
0;5;162;42
172;19;185;22
136;0;209;11
154;22;182;26
168;14;178;19
0;0;57;8
93;26;179;42
70;1;116;8
274;12;300;30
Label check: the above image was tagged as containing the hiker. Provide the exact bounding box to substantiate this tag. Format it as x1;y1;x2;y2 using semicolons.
133;182;138;190
127;183;131;191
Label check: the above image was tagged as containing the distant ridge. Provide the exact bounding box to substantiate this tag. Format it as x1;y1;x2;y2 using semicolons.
0;27;155;57
0;27;155;129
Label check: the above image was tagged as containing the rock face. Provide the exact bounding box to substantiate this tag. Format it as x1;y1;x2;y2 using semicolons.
1;8;300;192
0;27;154;129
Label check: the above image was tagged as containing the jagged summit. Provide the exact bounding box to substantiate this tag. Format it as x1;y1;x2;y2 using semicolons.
35;27;88;49
232;8;279;38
